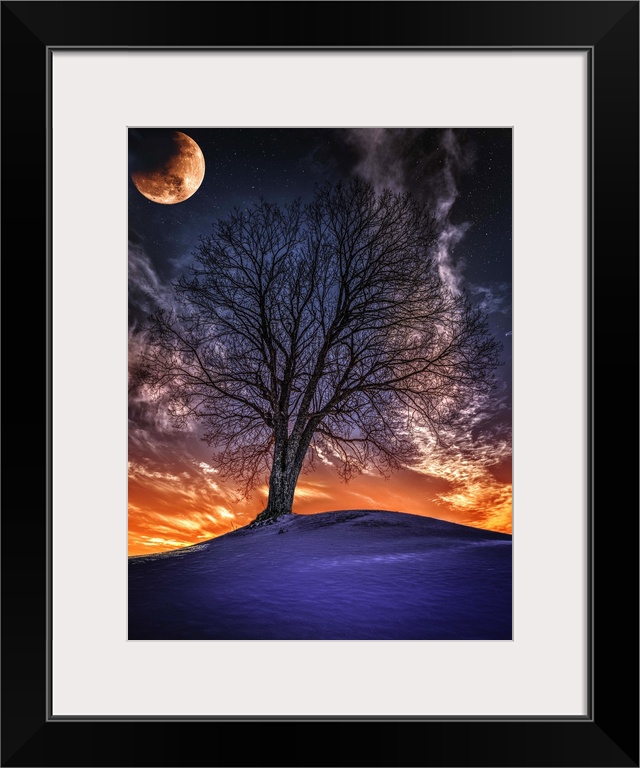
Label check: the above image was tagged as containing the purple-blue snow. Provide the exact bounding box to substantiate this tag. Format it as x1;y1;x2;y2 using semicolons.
128;510;512;640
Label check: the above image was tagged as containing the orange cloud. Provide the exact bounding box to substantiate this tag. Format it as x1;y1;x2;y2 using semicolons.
128;427;512;554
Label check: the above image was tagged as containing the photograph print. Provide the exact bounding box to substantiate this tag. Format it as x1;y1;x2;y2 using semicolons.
128;128;512;640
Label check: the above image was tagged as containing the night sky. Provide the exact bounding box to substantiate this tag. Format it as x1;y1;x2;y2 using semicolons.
128;128;512;555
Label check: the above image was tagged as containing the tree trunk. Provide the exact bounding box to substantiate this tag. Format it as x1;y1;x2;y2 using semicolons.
250;440;306;527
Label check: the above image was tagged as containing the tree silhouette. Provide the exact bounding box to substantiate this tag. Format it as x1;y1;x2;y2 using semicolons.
138;180;502;525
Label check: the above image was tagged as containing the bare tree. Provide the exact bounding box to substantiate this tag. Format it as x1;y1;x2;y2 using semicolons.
138;180;502;525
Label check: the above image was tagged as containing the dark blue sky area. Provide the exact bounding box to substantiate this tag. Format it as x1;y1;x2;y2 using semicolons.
129;127;511;289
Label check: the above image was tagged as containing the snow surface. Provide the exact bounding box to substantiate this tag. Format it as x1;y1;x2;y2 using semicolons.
128;510;512;640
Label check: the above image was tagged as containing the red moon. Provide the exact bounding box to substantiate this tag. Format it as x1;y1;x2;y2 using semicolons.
131;131;205;204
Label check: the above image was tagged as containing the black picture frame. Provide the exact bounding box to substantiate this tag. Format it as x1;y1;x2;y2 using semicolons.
2;2;637;766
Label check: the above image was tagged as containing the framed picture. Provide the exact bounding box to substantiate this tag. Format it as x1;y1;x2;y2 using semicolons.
3;2;637;766
126;124;514;645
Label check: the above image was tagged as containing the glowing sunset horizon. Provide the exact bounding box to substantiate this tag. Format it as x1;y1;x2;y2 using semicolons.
128;426;512;555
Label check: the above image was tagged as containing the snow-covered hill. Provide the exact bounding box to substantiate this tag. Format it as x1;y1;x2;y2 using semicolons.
128;509;512;640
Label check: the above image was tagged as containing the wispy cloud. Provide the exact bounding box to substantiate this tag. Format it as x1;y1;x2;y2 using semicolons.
128;235;190;442
294;481;332;501
343;128;474;293
411;400;512;533
343;128;422;194
128;455;255;554
128;234;173;323
469;282;511;316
